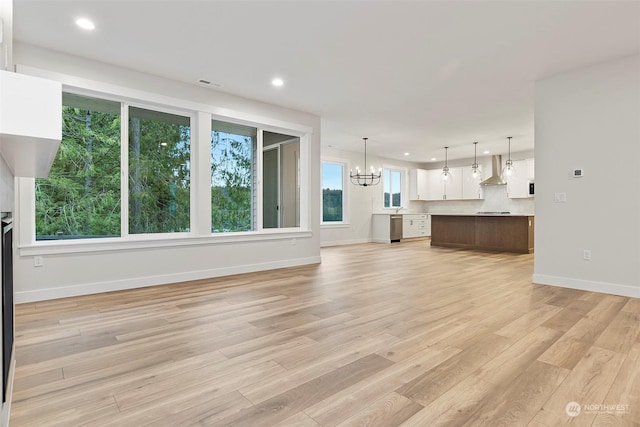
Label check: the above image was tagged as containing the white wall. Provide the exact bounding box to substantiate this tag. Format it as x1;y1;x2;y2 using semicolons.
533;54;640;298
320;146;424;246
0;0;12;71
13;43;322;303
0;157;13;213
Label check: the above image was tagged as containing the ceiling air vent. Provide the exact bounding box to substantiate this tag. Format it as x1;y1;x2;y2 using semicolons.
197;79;223;88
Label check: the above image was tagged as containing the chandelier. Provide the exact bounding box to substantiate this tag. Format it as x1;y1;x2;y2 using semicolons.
350;137;381;186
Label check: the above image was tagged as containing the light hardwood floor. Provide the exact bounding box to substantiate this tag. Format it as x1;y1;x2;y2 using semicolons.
10;241;640;426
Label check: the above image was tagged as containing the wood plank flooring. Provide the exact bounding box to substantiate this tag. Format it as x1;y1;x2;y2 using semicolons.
10;241;640;426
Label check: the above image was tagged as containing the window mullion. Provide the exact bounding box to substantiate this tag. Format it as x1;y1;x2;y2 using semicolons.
121;103;129;238
256;129;264;232
194;112;211;235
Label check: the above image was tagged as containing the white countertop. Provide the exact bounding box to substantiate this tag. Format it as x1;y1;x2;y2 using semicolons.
372;212;534;217
430;213;534;217
372;212;427;215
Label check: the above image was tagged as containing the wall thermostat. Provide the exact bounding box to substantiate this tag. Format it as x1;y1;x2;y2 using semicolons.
572;168;584;178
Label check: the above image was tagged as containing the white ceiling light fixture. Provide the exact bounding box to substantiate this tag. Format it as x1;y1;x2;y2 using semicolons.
75;17;95;30
271;78;284;87
350;137;381;187
503;136;515;178
404;152;410;156
440;146;452;183
471;141;482;180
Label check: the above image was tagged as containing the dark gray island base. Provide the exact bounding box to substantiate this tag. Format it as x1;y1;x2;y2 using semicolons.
430;214;534;254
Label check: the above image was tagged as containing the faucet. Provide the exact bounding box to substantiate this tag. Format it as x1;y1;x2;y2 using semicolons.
395;206;403;213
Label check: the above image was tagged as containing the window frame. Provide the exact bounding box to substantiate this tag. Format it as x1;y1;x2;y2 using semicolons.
382;165;406;209
18;76;313;255
35;92;123;241
210;119;258;234
123;101;195;238
320;158;349;225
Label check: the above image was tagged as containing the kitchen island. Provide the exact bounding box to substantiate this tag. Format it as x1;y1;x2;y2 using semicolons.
430;213;534;254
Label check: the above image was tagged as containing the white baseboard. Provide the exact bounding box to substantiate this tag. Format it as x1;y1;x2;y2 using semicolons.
532;274;640;298
15;256;321;303
371;238;391;244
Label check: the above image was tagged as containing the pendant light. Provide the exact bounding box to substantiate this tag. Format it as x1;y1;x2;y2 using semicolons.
440;146;452;183
350;137;381;186
471;141;481;180
503;136;515;178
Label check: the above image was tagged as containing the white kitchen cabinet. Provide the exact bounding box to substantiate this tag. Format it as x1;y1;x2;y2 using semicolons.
372;214;391;243
0;70;62;177
409;169;428;200
507;158;534;199
426;169;444;200
462;165;483;200
444;167;463;200
426;167;463;200
402;214;430;238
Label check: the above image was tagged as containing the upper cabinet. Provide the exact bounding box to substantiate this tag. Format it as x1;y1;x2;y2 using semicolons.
444;167;463;200
507;158;535;199
422;166;480;201
426;169;445;200
0;71;62;177
462;165;483;200
409;168;429;200
415;159;534;201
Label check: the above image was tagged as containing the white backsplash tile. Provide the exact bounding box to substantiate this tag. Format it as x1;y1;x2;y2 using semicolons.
426;186;534;215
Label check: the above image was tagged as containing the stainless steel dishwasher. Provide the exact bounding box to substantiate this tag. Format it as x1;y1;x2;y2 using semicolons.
390;215;403;242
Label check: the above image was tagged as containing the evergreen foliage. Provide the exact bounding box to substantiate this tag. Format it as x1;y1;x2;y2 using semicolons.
211;131;253;232
36;106;121;238
322;188;343;222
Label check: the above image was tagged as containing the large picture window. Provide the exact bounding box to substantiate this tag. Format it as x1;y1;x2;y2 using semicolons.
211;120;256;233
128;107;191;234
321;162;345;223
31;89;310;247
36;93;121;240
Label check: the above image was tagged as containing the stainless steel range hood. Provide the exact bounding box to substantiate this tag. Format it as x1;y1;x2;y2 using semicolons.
480;155;507;186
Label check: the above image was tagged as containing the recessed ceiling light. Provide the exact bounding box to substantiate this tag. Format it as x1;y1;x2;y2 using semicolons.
483;150;490;154
271;78;284;87
431;157;437;161
404;152;410;156
75;18;95;30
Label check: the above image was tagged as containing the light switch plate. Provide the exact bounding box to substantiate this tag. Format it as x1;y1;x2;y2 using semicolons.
554;192;567;203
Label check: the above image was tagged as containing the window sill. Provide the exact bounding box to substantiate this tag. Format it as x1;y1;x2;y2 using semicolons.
320;223;351;229
18;229;313;256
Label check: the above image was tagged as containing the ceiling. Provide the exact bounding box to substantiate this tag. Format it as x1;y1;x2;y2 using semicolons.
12;1;640;163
